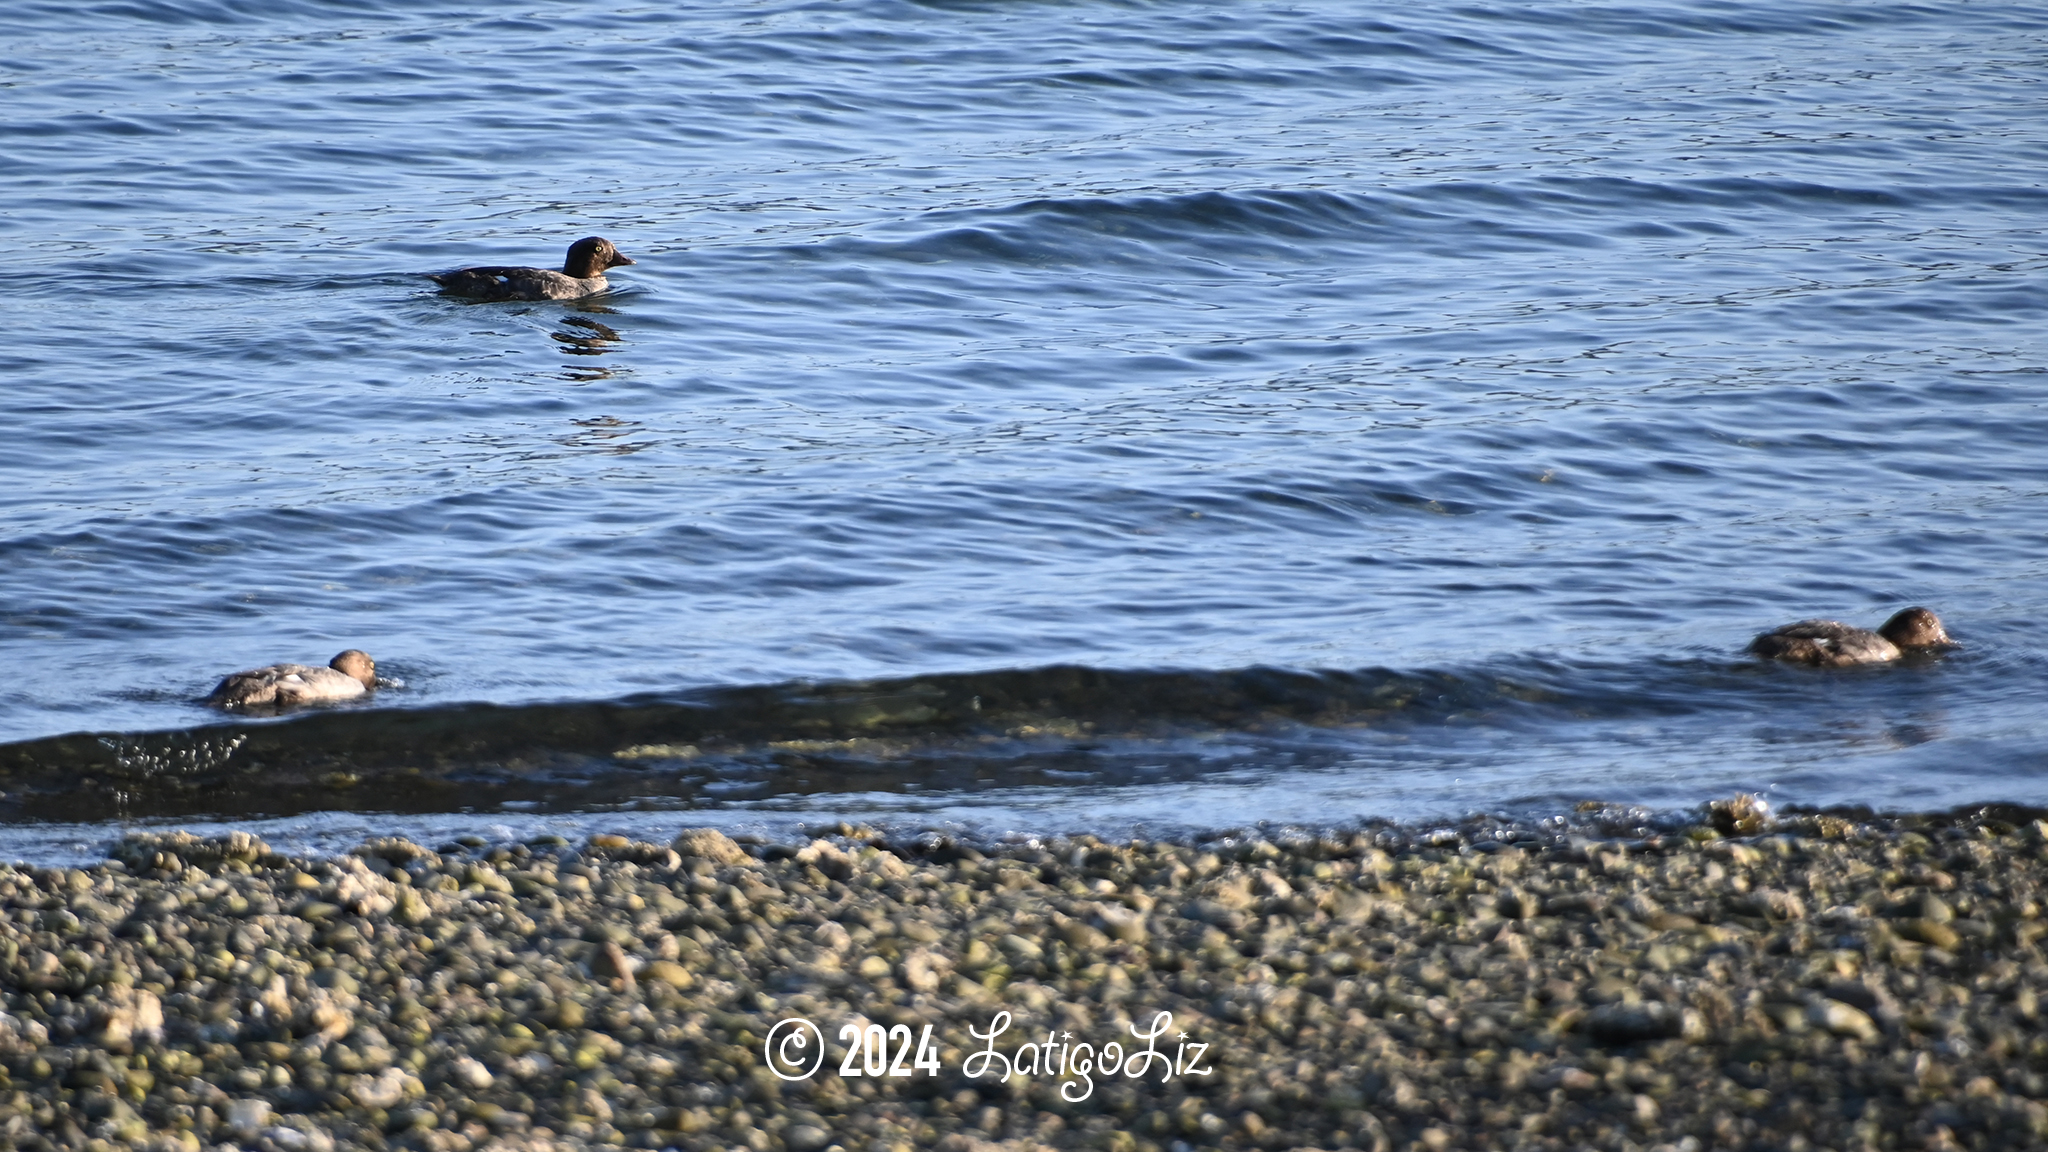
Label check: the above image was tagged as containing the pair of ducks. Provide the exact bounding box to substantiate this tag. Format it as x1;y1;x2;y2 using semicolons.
323;241;1990;690
207;609;1955;710
205;241;634;703
206;243;630;697
421;251;1957;662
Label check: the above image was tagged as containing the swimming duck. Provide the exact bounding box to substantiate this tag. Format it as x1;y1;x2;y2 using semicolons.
208;650;378;708
430;237;635;300
1749;608;1956;667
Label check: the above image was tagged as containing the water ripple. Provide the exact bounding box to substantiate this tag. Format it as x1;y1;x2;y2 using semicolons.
4;0;2048;828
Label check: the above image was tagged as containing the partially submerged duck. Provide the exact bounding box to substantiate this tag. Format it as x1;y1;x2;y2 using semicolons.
430;237;635;301
1749;607;1956;667
208;650;378;708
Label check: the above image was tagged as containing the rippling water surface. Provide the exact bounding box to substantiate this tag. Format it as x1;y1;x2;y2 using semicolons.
6;0;2048;847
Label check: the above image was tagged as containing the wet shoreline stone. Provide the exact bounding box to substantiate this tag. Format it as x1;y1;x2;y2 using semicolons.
0;806;2045;1151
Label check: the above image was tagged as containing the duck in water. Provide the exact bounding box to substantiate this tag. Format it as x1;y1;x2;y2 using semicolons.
208;650;379;708
430;237;635;301
1749;608;1957;667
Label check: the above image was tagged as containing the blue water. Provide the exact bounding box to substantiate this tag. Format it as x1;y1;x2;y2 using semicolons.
6;0;2048;845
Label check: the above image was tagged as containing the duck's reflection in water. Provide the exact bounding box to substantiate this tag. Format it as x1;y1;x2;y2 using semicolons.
1757;706;1950;754
553;309;624;382
559;415;651;455
555;315;621;354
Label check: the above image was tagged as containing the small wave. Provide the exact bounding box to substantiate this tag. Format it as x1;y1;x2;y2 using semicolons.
809;185;1592;270
1459;2;1929;41
800;175;2048;274
11;0;415;28
0;652;1958;824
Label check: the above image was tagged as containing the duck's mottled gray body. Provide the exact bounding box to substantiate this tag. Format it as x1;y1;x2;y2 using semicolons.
208;650;377;707
1749;608;1955;667
430;237;635;301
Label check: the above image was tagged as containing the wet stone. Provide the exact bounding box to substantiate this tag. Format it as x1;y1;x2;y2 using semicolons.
1583;1001;1686;1045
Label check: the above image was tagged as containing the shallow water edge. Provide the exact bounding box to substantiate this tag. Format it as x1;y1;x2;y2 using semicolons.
3;649;2037;864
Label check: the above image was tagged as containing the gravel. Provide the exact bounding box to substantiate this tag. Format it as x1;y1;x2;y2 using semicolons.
2;803;2046;1152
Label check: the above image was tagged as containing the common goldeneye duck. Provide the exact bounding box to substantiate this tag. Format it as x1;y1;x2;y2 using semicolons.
430;237;636;301
208;650;378;707
1749;607;1957;667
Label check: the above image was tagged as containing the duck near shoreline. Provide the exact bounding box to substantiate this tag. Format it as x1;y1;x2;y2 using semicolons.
207;650;379;708
1750;607;1957;667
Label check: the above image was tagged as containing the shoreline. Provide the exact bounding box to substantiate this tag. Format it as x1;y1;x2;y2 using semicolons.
3;807;2045;1151
5;796;2043;871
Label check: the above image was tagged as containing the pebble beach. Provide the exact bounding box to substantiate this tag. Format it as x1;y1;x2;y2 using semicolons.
13;7;2048;1152
3;806;2046;1152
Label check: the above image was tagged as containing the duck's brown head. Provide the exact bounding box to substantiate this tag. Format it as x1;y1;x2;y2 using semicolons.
563;237;635;278
329;649;377;689
1878;607;1956;649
